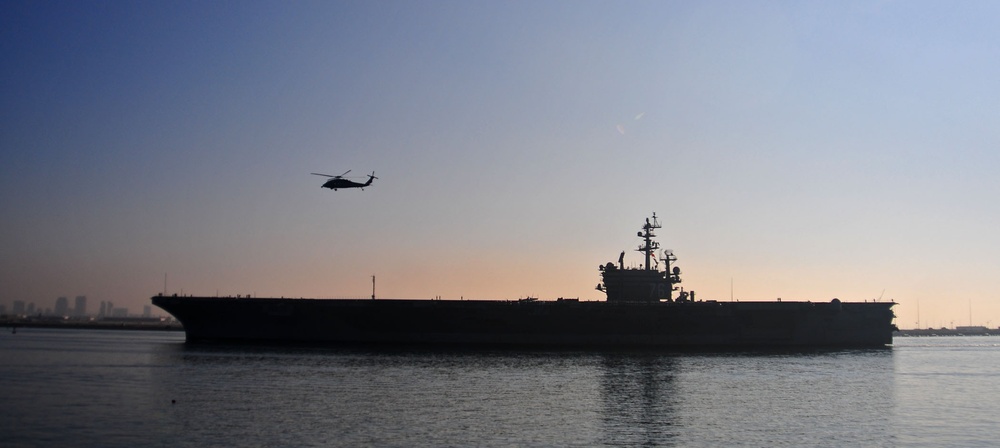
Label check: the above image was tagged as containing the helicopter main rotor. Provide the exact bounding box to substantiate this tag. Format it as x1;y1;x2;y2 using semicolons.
310;170;351;179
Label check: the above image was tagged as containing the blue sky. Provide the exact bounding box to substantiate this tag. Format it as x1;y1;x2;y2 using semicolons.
2;0;999;328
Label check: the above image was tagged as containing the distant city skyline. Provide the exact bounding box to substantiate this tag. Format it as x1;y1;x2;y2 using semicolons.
0;296;151;319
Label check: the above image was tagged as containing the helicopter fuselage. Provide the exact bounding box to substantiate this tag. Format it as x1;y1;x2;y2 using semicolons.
321;175;374;190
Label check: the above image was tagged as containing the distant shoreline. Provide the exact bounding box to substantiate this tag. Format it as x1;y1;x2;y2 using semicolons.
894;328;997;337
1;319;183;332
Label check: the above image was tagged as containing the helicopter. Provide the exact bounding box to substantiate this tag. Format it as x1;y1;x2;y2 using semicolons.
310;170;378;191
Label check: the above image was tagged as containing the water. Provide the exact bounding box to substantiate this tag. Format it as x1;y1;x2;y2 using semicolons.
2;329;998;447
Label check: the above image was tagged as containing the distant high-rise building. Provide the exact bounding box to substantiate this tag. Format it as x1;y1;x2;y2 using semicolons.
142;305;151;318
74;296;87;317
54;297;69;316
98;301;107;318
12;300;26;315
26;302;36;314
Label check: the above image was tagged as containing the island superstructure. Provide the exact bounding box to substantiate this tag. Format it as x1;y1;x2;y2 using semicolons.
598;213;687;303
153;213;896;347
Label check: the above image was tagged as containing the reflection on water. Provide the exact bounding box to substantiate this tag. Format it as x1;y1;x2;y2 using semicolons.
6;329;1000;447
599;354;678;446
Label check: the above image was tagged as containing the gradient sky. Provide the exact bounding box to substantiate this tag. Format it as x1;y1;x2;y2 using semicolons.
3;1;998;329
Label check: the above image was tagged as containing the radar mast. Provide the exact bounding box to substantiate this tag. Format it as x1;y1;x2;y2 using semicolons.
636;213;661;271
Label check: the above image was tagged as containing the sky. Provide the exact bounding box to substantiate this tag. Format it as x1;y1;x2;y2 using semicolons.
2;0;998;329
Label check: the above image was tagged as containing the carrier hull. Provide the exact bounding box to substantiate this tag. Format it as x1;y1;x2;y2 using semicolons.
152;295;895;348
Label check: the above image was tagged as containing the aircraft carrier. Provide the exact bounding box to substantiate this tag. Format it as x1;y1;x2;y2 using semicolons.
152;214;896;348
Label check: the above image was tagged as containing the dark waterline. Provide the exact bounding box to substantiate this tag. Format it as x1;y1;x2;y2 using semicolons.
2;328;998;447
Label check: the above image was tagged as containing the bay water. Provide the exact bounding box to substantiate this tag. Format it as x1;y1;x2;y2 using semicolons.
2;328;998;447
